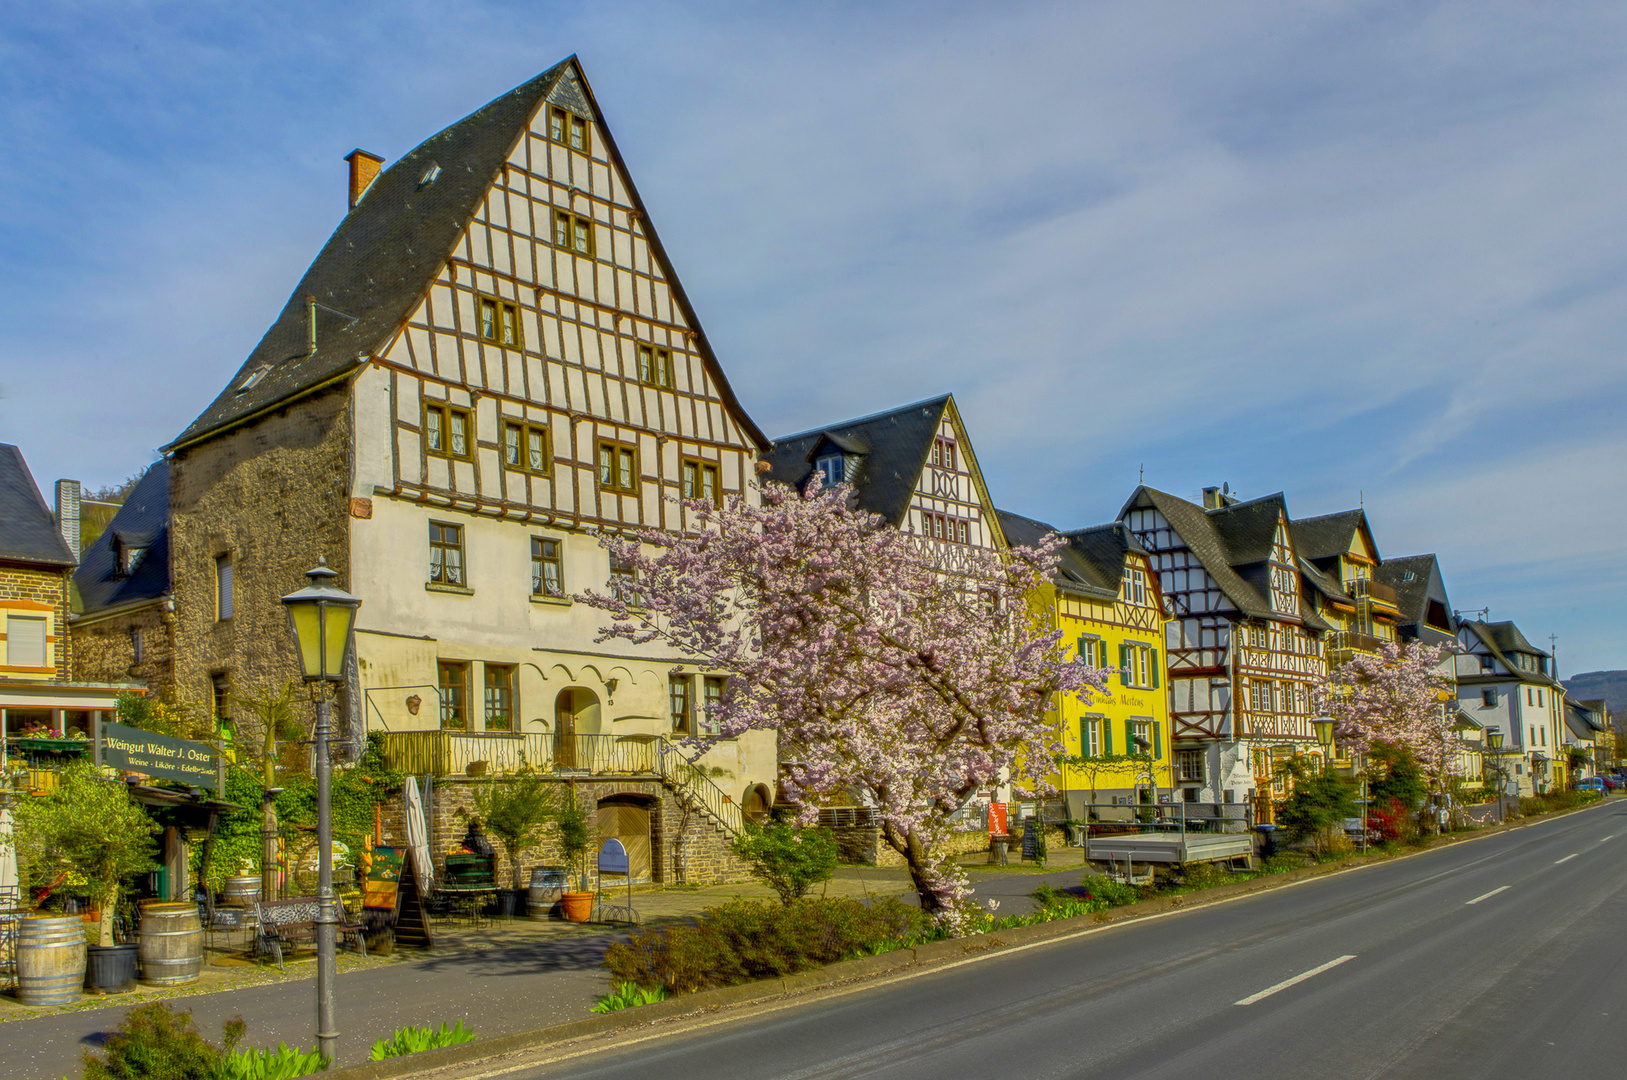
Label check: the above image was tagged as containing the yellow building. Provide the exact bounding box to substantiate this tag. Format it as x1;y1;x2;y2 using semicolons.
999;513;1174;816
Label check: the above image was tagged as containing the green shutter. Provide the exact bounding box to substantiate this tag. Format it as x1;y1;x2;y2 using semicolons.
1119;643;1130;686
1102;719;1113;756
1078;636;1089;664
1150;649;1160;688
1126;718;1136;756
1152;721;1162;760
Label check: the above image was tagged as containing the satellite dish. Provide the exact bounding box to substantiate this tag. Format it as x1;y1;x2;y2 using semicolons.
1222;482;1230;495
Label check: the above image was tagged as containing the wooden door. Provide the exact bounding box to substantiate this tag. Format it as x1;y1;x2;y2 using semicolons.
596;801;651;882
554;691;577;768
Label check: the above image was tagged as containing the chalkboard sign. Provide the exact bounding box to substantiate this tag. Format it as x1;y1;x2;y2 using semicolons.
598;838;629;876
1021;817;1038;860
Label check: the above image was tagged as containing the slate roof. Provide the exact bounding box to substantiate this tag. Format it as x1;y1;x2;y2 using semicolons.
0;444;75;567
74;462;170;617
994;510;1140;600
764;396;951;527
168;57;764;451
1120;487;1329;630
1375;554;1437;625
1291;509;1373;564
1459;620;1558;687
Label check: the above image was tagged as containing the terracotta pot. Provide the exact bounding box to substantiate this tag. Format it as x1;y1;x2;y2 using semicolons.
560;891;595;922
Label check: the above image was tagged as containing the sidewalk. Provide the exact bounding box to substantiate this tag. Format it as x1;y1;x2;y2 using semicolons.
0;860;1082;1080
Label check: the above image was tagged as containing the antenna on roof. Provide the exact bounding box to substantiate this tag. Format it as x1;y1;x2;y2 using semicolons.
1139;463;1144;484
1549;634;1559;680
1360;489;1363;508
1454;606;1489;623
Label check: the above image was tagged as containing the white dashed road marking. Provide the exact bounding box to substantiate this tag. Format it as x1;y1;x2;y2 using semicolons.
1236;955;1357;1006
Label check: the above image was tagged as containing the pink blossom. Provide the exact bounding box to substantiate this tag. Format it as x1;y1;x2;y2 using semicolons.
1312;641;1463;790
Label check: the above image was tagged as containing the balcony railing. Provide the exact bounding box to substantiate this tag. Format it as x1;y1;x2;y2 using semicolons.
1349;578;1399;609
375;731;743;834
1327;630;1385;666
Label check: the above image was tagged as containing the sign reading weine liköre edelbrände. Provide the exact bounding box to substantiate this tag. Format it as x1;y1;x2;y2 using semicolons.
101;721;221;791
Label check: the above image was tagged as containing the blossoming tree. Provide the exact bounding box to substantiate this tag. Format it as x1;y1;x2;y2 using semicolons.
578;478;1106;925
1312;641;1463;795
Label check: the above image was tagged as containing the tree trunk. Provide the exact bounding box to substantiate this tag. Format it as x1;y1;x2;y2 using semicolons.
97;884;118;947
882;822;942;913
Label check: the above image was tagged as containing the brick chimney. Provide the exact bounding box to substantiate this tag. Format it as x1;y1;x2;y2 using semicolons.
344;149;385;210
55;479;81;563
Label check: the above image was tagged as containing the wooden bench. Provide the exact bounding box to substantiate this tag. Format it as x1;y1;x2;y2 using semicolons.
254;897;367;971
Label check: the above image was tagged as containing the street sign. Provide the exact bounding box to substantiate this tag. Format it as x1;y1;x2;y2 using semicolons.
101;721;222;791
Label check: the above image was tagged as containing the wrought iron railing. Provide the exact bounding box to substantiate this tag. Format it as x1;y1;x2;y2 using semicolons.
375;731;743;835
1348;578;1398;608
1327;630;1385;665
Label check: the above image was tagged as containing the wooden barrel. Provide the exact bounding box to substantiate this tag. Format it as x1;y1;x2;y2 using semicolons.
138;902;203;985
222;876;261;908
528;867;567;920
16;915;86;1006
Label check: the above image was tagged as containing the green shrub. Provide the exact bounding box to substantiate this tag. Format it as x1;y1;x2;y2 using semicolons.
1079;875;1140;907
369;1022;476;1061
605;897;925;994
1275;760;1358;854
729;822;840;904
1520;790;1602;816
591;981;669;1013
1178;862;1235;890
81;1003;228;1080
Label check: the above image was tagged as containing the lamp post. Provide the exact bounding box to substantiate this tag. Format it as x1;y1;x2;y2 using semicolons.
281;559;361;1064
1312;719;1336;773
1486;729;1511;822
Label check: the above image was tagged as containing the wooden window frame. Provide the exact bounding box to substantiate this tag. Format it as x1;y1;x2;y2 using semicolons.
477;294;522;350
531;536;564;599
484;663;516;732
669;674;692;735
609;553;641;608
597;441;639;495
637;344;674;388
429;521;466;587
681;459;721;507
553;210;596;258
550;106;590;155
701;675;726;736
932;438;957;471
503;420;552;476
211;672;231;724
438;661;469;731
424;402;473;460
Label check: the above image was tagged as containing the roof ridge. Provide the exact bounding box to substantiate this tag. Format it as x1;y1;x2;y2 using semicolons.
770;394;952;443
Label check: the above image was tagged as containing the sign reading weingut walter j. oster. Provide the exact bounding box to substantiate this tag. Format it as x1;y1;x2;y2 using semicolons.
101;722;221;791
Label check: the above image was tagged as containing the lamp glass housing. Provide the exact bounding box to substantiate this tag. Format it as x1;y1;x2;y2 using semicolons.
1487;731;1505;751
1312;718;1336;752
281;565;361;682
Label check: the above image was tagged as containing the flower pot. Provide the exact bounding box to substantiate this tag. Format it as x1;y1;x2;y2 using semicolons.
494;888;521;917
560;891;595;922
85;944;139;992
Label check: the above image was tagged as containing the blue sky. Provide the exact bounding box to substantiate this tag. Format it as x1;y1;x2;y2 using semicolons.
2;2;1623;673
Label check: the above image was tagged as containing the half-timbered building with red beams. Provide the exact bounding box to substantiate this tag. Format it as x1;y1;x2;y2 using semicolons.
1119;486;1331;817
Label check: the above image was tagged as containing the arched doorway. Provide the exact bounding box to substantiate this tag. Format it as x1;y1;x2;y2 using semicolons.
743;784;773;824
597;794;653;883
553;687;601;768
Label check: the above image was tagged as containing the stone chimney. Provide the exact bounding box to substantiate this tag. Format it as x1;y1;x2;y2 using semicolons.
344;149;385;210
55;479;81;563
1201;486;1221;510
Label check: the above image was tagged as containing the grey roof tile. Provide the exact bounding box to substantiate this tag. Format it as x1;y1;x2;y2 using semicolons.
0;444;75;567
764;396;950;526
73;462;170;616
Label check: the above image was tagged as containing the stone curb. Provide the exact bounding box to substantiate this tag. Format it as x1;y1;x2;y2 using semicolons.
326;795;1611;1080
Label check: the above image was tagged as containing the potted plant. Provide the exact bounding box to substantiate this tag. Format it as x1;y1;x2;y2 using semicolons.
555;797;596;922
13;763;158;993
470;769;558;917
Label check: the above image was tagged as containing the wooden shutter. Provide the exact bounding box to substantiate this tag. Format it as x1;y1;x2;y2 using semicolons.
1119;643;1130;686
1125;719;1137;756
1102;719;1113;756
1150;649;1160;688
1152;721;1162;760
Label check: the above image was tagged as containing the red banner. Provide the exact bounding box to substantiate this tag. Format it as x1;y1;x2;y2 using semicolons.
987;802;1008;837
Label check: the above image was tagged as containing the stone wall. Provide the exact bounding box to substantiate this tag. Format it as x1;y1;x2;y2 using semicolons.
421;776;749;889
169;386;353;721
832;824;1067;868
70;603;175;700
0;564;73;680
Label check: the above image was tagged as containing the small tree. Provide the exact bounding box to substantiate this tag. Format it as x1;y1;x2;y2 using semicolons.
233;681;305;786
1274;757;1357;857
470;771;560;889
555;796;595;893
730;822;840;903
15;763;159;945
1564;746;1591;789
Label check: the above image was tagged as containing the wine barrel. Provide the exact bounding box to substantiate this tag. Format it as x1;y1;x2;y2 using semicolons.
222;876;261;908
528;867;567;920
16;915;86;1006
138;902;203;985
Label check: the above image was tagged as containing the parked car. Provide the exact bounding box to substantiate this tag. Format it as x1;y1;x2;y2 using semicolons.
1575;777;1607;794
1603;777;1621;792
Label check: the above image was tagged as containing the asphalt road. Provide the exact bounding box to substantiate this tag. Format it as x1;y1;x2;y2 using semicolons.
516;799;1627;1080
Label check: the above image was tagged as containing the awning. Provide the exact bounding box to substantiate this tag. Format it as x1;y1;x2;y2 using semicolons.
0;680;142;711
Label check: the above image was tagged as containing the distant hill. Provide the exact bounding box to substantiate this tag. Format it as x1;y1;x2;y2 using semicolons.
1564;671;1627;717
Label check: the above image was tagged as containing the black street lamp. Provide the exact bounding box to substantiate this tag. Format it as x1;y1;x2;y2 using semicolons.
281;559;360;1063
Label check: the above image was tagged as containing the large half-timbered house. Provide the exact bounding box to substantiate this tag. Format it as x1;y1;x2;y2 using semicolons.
998;511;1174;814
163;58;773;884
1375;553;1458;648
1118;486;1331;816
1290;509;1403;667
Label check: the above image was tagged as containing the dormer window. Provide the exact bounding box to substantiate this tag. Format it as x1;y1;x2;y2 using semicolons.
815;454;845;486
119;543;147;576
235;365;272;394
